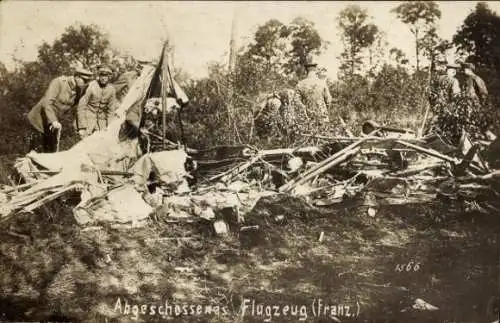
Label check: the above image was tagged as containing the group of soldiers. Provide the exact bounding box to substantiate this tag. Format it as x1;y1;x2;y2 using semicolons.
27;59;146;153
26;53;494;154
256;62;333;144
256;59;494;147
429;61;491;145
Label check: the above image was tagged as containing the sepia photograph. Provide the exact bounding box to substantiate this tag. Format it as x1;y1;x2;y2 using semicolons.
0;1;499;322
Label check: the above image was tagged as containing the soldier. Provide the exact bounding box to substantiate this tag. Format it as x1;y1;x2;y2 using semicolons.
438;62;460;104
461;62;488;104
428;62;460;136
277;88;307;143
458;62;491;141
433;62;492;144
76;65;119;138
27;67;93;153
295;62;332;134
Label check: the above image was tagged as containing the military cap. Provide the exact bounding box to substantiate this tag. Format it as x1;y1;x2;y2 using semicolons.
462;62;475;71
446;62;460;69
97;65;113;75
74;67;94;79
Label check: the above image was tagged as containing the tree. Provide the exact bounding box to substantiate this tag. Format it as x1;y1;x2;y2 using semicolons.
0;62;7;79
370;64;415;115
235;19;292;97
366;31;388;78
37;23;112;75
418;27;452;73
453;2;500;133
389;47;409;66
247;19;290;73
181;17;325;148
234;17;325;95
453;2;500;72
228;12;238;72
285;17;324;78
337;4;380;78
392;1;442;72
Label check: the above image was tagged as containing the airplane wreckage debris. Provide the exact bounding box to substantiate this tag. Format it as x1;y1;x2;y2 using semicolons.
1;120;499;236
1;65;499;236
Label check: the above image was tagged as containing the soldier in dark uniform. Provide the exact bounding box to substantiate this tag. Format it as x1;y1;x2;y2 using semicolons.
462;62;488;104
27;67;93;152
431;62;492;145
429;62;461;143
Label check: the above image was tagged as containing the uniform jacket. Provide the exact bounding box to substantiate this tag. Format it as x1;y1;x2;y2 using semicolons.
296;75;332;122
464;73;488;103
77;80;119;130
27;76;78;133
438;74;460;103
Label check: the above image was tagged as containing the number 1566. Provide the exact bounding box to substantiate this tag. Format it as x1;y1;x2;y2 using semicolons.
395;261;421;272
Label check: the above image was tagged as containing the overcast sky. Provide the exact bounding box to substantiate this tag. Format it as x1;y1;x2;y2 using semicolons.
1;1;499;79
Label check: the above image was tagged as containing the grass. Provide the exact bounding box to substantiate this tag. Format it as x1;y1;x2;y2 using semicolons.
0;192;498;323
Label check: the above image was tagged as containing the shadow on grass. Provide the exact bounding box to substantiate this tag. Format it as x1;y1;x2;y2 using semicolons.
232;198;499;323
0;193;498;323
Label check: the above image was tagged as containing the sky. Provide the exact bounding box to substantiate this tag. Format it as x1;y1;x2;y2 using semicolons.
1;1;499;80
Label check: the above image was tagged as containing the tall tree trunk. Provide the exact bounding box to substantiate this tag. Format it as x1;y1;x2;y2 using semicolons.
228;11;237;73
369;48;373;68
415;29;420;72
350;45;356;77
227;9;238;143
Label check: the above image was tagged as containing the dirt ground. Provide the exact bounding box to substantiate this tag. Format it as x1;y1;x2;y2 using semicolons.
0;190;498;323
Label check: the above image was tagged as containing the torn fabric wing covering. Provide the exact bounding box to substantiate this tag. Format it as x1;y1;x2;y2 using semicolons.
73;184;153;225
124;44;189;131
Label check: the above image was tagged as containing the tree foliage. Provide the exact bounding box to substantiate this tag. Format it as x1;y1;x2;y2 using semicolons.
452;2;500;131
178;17;325;147
241;17;324;81
337;5;380;78
247;19;290;70
392;1;442;71
389;47;409;66
453;2;500;72
38;24;113;76
285;17;324;78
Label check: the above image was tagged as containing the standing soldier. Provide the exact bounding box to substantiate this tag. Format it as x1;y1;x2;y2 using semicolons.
76;65;119;138
438;62;461;104
27;67;93;153
429;62;461;139
295;62;333;135
434;62;492;144
462;62;488;104
458;62;491;141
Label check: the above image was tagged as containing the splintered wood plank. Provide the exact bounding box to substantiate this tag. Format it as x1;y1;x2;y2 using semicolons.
23;185;79;212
